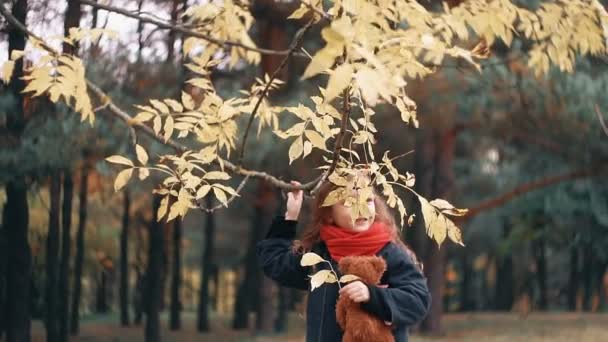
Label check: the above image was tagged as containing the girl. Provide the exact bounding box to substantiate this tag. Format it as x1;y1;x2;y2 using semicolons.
257;178;431;342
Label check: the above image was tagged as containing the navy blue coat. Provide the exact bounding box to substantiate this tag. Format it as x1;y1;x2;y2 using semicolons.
256;216;431;342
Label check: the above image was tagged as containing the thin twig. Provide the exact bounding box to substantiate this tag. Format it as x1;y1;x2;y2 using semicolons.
78;0;305;57
326;86;351;180
302;0;332;21
237;19;314;167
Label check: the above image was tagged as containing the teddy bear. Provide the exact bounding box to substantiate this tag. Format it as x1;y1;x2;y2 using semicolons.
336;255;394;342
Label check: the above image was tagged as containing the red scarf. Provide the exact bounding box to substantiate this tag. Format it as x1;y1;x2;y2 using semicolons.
319;221;392;262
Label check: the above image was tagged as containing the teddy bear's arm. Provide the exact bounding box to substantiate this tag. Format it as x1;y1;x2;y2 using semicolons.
336;299;347;330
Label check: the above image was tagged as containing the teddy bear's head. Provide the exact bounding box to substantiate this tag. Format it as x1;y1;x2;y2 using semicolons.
338;255;387;285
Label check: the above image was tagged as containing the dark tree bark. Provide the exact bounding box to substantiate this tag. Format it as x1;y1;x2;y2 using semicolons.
416;125;458;334
165;0;180;63
46;174;62;342
494;219;514;311
70;163;89;334
133;218;146;325
95;267;109;313
3;1;32;341
533;219;548;311
582;245;593;311
274;286;289;332
120;190;131;326
58;171;74;342
145;196;163;342
170;218;182;330
459;249;474;311
197;196;215;332
567;245;580;311
233;183;269;330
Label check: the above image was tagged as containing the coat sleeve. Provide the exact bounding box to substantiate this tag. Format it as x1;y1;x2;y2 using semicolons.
360;245;431;326
256;216;309;290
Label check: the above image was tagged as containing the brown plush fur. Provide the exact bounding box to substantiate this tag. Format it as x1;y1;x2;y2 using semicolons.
336;256;394;342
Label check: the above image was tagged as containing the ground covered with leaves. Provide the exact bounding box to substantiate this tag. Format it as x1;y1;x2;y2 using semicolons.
29;312;608;342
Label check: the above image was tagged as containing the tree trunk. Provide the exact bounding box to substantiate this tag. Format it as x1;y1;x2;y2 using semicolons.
58;171;74;342
567;245;579;311
95;269;108;313
70;163;89;334
533;229;548;311
134;219;146;325
0;202;6;340
494;219;514;311
170;218;182;330
459;249;474;311
120;190;131;326
274;286;289;332
145;196;163;342
166;0;180;63
420;126;457;334
197;196;215;332
3;1;32;341
233;181;271;330
582;246;593;311
3;179;32;342
46;174;62;342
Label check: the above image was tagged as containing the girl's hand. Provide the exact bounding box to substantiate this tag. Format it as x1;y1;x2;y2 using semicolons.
339;281;370;303
285;181;303;221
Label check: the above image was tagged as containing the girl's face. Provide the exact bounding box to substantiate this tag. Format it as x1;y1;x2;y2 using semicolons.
330;194;376;232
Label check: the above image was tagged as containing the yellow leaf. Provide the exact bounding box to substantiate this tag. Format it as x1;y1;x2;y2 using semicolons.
138;168;150;180
309;270;332;291
164;99;183;112
114;168;133;192
339;274;360;283
153;116;162;135
430;198;468;216
164;116;174;142
196;184;212;199
182;91;195;110
288;136;304;164
1;61;15;84
328;173;349;186
303;140;313;157
447;218;465;246
288;4;309;20
302;27;344;79
167;201;182;222
106;155;134;167
300;252;325;266
213;187;228;207
324;63;353;103
407;214;415;226
10;50;25;60
157;196;169;221
133;111;155;123
203;171;230;180
325;273;338;283
322;188;344;207
150;99;169;114
304;129;326;150
135;144;148;165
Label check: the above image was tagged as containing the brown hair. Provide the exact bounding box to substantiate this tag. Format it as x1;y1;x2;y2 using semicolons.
294;179;423;272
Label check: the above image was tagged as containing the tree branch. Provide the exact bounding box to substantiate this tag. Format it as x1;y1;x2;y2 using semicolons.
78;0;305;57
0;3;320;192
237;19;314;166
462;163;608;220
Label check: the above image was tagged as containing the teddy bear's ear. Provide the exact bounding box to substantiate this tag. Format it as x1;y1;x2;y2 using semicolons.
371;257;387;276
